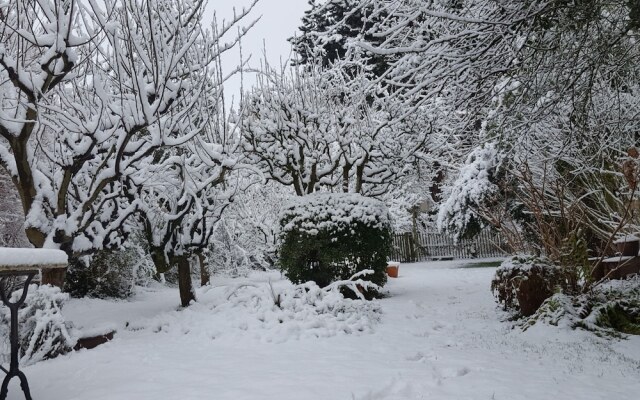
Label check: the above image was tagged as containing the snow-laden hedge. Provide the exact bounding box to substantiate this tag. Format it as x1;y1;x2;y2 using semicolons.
280;193;392;235
522;275;640;336
278;193;393;292
66;248;153;299
0;284;75;365
491;255;564;316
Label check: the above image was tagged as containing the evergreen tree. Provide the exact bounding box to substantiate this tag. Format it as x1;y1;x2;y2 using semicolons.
289;0;389;77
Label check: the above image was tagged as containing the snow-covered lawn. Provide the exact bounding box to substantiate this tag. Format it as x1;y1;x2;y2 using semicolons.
13;260;640;399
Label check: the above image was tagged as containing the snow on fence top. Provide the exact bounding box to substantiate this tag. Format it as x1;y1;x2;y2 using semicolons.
280;193;391;235
0;248;68;271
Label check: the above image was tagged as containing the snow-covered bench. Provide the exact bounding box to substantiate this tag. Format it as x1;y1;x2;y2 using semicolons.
0;248;67;272
0;248;68;400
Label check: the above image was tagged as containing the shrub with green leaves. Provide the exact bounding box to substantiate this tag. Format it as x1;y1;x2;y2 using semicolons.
66;245;155;299
278;193;393;292
0;284;75;366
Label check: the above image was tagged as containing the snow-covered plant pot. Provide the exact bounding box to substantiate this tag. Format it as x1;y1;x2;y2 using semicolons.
0;284;76;365
387;262;400;278
278;193;393;295
491;256;564;316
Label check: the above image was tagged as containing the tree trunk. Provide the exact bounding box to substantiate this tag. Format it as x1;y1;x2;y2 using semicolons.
198;251;210;286
342;163;351;193
176;255;196;307
149;247;172;274
429;162;445;203
40;239;74;289
355;154;368;194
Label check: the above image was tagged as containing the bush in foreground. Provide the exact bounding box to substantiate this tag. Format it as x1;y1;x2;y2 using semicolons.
522;275;640;336
0;285;75;365
278;193;393;294
125;270;382;341
491;255;565;316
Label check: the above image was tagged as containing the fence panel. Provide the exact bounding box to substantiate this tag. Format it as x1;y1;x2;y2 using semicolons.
391;230;508;263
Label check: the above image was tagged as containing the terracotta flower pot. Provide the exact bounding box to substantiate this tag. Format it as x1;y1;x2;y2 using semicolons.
387;262;400;278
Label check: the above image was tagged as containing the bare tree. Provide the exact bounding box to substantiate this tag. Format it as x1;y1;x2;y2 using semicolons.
0;168;28;248
241;61;429;197
366;0;640;285
0;0;257;289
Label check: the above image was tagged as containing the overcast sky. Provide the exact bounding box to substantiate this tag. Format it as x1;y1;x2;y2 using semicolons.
204;0;309;107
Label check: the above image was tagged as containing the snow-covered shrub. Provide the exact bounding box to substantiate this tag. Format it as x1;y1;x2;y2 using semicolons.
491;256;564;316
438;143;504;240
126;271;382;341
65;246;154;299
279;193;393;294
0;285;75;365
523;275;640;336
224;271;382;339
208;217;274;278
204;183;286;280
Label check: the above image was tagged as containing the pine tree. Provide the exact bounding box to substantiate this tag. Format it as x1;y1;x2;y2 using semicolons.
289;0;389;77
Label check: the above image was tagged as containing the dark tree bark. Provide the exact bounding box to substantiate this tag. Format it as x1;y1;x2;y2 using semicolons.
342;163;351;193
149;247;172;274
176;255;196;307
197;251;210;286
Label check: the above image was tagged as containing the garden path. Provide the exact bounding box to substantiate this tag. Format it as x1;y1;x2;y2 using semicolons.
14;260;640;399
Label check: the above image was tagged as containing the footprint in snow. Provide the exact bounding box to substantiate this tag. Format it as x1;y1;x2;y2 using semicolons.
406;352;426;362
435;366;472;380
432;322;446;331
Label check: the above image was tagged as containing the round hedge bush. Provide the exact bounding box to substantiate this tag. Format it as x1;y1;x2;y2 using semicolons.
278;193;393;292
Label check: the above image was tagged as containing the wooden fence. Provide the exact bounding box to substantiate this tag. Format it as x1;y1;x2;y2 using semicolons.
391;230;508;263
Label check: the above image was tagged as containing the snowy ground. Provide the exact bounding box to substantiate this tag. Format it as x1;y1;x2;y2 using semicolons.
11;259;640;399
